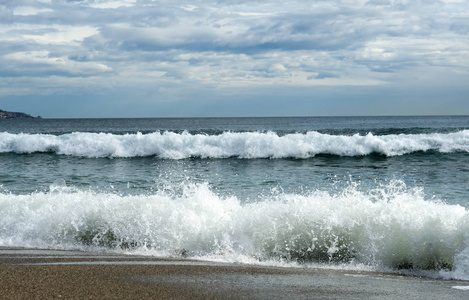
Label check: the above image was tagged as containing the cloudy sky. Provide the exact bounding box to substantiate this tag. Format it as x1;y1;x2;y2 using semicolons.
0;0;468;118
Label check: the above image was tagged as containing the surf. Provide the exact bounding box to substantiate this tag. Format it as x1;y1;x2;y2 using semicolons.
1;179;468;279
0;130;468;158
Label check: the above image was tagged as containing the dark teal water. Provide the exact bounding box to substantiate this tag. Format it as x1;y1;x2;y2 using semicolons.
1;116;468;203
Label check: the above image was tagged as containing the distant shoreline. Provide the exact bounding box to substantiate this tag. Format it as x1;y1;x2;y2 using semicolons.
2;114;468;120
0;109;41;119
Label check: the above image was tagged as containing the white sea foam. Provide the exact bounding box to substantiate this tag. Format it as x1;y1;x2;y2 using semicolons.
0;180;468;279
0;130;468;158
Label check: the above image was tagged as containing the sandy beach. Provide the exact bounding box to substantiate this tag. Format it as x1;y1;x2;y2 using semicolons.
1;247;469;299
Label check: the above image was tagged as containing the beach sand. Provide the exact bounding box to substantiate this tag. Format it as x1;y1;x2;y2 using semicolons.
1;247;469;299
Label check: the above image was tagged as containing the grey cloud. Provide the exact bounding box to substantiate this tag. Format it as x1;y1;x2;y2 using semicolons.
84;10;368;56
1;0;468;115
0;59;111;78
0;40;39;56
6;1;460;56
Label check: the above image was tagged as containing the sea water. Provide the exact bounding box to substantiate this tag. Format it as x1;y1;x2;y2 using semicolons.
1;116;468;279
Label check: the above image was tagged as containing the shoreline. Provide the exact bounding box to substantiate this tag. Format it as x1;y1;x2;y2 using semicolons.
1;247;469;299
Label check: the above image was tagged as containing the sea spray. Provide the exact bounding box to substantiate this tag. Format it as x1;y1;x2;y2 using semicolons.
1;180;468;279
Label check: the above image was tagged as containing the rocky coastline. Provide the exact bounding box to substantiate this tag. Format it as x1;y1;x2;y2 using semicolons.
0;109;41;119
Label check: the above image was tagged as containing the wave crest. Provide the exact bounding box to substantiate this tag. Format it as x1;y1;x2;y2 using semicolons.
1;130;468;158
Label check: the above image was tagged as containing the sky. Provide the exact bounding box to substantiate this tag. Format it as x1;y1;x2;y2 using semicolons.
0;0;468;118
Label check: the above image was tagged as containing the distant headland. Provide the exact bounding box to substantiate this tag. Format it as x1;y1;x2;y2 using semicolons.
0;109;42;119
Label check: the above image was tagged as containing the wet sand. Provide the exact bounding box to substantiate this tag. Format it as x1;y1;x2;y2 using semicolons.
1;247;469;299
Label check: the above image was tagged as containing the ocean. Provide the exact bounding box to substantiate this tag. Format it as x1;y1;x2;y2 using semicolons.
1;116;468;279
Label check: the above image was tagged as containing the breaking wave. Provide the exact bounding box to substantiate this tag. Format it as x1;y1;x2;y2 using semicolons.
0;130;468;159
1;180;469;279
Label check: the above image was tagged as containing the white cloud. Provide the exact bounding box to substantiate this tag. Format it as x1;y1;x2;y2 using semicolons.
13;6;53;16
88;0;137;9
0;24;98;44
